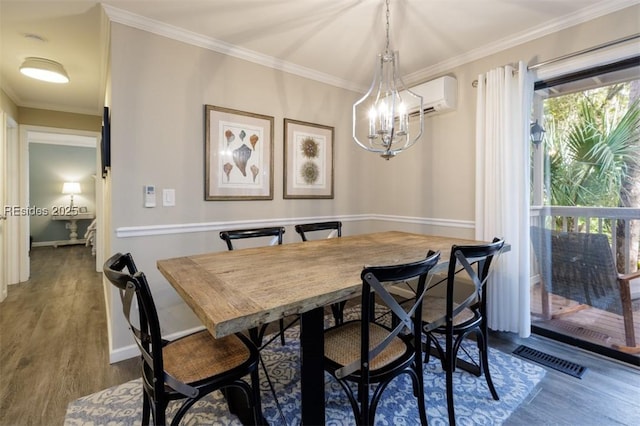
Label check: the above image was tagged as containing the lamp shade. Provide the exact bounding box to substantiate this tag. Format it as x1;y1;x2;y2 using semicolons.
20;57;70;83
62;182;81;195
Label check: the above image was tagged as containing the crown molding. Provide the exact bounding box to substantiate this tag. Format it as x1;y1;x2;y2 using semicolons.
102;4;366;93
103;1;638;94
404;0;640;85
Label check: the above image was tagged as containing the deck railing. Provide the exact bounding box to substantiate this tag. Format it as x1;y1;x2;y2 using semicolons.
530;206;640;274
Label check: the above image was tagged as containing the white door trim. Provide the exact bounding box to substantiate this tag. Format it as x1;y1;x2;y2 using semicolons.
18;125;100;280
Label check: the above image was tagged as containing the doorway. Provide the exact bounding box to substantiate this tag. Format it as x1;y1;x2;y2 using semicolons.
17;126;101;280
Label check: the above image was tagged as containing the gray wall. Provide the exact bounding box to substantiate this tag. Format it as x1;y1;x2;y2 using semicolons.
106;5;640;356
29;143;96;243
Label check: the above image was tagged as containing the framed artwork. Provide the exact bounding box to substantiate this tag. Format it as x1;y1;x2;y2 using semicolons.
205;105;274;200
101;106;110;178
284;119;334;199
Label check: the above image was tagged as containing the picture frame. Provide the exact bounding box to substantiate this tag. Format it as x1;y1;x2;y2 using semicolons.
101;106;110;178
205;105;274;200
284;119;334;199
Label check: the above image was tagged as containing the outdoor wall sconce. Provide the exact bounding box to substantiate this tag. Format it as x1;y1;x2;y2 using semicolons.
530;120;546;146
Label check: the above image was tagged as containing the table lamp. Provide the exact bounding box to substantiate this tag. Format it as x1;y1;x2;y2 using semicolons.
62;182;81;209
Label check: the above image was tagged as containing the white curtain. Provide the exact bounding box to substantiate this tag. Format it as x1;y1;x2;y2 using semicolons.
475;61;533;337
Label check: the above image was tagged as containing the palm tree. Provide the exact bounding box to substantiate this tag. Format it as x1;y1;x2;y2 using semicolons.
546;91;640;271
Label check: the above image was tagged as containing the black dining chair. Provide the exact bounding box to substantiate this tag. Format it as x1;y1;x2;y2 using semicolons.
103;252;264;426
294;221;347;325
323;250;441;425
421;238;505;426
219;226;288;347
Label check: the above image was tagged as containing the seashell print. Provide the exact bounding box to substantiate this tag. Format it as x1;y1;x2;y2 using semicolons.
249;134;259;150
225;129;235;145
232;144;252;177
223;162;233;181
250;164;259;182
239;130;246;141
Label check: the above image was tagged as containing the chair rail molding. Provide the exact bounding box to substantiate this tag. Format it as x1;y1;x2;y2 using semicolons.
115;214;475;238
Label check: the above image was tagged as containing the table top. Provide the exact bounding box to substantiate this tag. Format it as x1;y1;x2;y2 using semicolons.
51;213;95;220
157;231;483;339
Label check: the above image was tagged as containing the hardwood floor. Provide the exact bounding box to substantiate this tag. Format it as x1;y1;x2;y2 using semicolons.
0;246;138;426
1;245;639;425
494;332;640;425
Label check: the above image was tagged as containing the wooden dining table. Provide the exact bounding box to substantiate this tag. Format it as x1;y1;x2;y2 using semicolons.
157;230;492;424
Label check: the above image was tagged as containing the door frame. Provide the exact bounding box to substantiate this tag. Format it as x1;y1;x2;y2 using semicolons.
18;125;101;279
1;112;19;300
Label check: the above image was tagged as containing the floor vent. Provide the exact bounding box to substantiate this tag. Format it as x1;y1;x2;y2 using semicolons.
513;345;586;378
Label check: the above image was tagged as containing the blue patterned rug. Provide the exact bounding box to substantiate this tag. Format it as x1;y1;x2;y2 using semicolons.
65;319;545;425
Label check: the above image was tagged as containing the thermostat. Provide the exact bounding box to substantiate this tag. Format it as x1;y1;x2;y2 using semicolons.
144;185;156;208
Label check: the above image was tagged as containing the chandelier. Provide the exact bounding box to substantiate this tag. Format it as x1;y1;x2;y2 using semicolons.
353;0;423;160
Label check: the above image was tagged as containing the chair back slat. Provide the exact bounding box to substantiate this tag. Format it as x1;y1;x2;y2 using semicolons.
295;221;342;241
220;226;285;250
447;238;505;320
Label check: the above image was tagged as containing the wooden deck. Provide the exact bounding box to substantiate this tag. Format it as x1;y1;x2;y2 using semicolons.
530;282;640;359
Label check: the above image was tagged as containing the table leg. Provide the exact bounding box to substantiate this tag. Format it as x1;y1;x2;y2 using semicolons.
300;307;325;425
221;388;256;425
68;218;79;241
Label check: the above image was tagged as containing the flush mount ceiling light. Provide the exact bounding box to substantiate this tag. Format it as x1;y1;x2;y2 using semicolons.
352;0;423;160
19;57;70;83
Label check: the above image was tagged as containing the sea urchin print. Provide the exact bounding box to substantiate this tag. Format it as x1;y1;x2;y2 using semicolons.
300;137;319;158
300;161;319;184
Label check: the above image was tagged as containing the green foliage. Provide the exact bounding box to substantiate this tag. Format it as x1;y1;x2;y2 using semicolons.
543;83;639;208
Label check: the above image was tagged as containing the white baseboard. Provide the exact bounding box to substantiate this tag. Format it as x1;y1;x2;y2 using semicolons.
32;239;87;247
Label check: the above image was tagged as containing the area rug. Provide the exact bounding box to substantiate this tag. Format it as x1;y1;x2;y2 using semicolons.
65;318;545;425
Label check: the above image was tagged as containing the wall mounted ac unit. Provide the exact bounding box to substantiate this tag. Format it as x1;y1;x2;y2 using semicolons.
402;75;457;115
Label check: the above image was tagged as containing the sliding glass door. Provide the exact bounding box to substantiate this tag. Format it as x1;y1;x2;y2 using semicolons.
530;60;640;365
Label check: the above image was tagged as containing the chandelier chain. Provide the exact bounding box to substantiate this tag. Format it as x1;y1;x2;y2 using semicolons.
384;0;390;54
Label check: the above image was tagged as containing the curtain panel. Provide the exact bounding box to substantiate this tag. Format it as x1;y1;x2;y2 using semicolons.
475;61;533;337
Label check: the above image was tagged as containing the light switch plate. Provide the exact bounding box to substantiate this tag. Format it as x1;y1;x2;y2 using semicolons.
163;189;175;206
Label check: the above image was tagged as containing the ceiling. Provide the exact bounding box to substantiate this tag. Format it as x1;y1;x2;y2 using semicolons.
1;0;636;116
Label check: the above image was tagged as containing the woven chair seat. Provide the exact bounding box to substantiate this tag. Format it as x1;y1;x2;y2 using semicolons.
325;321;408;372
422;295;476;326
163;331;251;384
